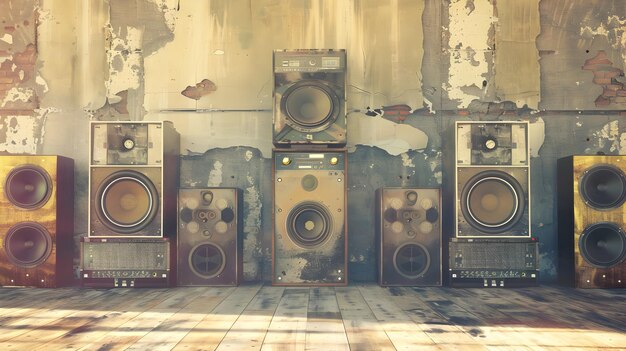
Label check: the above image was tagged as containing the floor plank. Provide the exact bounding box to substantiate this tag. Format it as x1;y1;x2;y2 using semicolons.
304;287;350;351
261;288;309;351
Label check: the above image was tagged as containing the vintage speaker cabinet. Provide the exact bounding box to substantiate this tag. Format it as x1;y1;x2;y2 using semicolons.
177;188;243;286
558;155;626;288
375;187;442;286
455;121;531;238
273;150;347;286
273;49;346;147
0;155;74;287
88;121;180;238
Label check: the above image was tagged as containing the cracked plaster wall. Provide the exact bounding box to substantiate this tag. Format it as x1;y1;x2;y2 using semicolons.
2;0;625;283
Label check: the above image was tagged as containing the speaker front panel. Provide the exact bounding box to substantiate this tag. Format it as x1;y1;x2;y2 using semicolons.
572;155;626;288
177;188;243;286
90;167;162;237
457;167;529;238
273;50;346;146
376;188;441;286
273;151;347;286
0;156;74;287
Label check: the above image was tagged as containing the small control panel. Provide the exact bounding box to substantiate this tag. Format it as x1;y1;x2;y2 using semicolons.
274;50;346;73
274;152;345;171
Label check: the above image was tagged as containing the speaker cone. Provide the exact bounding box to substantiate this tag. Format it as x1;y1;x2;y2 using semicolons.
461;170;525;234
281;80;340;132
286;202;333;248
579;222;626;268
189;243;226;279
5;165;52;209
393;243;430;278
95;170;159;234
5;222;53;268
580;165;626;210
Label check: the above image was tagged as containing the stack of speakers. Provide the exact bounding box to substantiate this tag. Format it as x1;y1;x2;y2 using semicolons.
558;155;626;288
272;49;348;286
0;156;74;287
82;121;179;288
450;121;539;288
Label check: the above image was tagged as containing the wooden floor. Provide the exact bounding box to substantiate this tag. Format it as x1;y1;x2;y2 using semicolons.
0;284;625;351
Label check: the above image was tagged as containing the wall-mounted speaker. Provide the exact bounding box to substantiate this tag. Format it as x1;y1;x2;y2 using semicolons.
455;121;531;238
89;121;180;237
558;155;626;288
0;155;74;287
177;188;243;286
273;150;347;286
273;50;346;146
375;188;441;286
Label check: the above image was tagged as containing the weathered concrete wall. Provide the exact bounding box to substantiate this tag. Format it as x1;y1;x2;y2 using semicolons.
1;0;625;282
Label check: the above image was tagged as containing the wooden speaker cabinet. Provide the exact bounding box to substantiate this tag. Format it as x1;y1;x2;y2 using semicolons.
558;155;626;288
376;187;442;286
273;150;347;286
88;121;180;237
0;155;74;287
177;188;243;286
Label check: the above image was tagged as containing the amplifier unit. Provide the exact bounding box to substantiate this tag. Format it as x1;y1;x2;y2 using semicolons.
80;237;173;288
449;238;539;288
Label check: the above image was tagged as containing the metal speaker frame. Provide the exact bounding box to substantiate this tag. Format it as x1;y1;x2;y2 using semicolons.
273;49;347;146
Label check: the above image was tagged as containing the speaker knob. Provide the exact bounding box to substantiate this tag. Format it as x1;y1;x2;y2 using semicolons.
282;157;291;165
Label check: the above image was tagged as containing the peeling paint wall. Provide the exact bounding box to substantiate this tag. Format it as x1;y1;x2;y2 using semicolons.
2;0;626;283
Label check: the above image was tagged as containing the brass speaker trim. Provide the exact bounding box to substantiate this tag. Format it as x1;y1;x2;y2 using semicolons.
392;242;431;279
95;170;159;234
579;222;626;269
188;242;226;279
4;164;53;210
460;170;526;234
4;222;53;268
280;79;340;133
579;164;626;210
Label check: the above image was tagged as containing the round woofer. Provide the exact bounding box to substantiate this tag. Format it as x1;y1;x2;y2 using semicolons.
189;243;226;279
579;165;626;210
281;80;340;132
286;202;333;248
460;170;525;234
95;170;159;234
393;243;430;278
579;222;626;268
5;165;52;209
5;222;52;268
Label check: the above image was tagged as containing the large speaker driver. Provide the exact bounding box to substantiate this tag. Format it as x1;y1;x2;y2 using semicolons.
282;80;340;133
579;165;626;210
579;222;626;268
94;170;159;234
189;243;226;279
5;165;52;209
460;170;525;234
393;243;430;279
5;222;53;268
286;202;333;248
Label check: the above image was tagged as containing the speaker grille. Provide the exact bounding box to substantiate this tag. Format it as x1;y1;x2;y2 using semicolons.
579;222;626;268
5;165;52;209
95;170;159;234
393;243;430;278
286;202;333;248
5;222;53;268
83;240;168;270
189;243;225;279
580;165;626;210
461;170;525;234
281;80;340;132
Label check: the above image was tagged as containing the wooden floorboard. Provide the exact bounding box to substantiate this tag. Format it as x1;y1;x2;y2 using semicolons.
0;284;624;350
